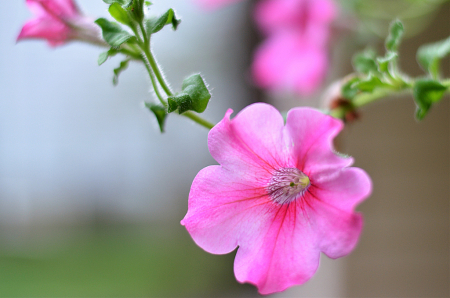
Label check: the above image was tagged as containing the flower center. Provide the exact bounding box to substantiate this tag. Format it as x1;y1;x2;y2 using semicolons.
267;168;310;205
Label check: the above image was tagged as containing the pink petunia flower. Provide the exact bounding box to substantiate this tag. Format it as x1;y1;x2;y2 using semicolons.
17;0;105;47
252;31;329;95
181;103;371;294
252;0;338;95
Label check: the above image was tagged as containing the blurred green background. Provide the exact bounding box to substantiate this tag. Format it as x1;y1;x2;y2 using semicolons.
0;221;254;297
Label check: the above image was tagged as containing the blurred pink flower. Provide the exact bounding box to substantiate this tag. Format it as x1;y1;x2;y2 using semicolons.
194;0;243;10
181;103;371;294
252;31;329;95
252;0;338;95
254;0;337;36
18;0;104;47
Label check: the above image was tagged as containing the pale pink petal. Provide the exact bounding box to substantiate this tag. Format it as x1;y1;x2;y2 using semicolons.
26;0;48;16
255;0;337;35
254;0;300;34
308;195;363;259
195;0;243;10
309;167;372;212
28;0;79;18
19;0;82;46
285;107;353;176
252;33;329;95
252;33;300;90
288;43;328;94
310;0;338;23
17;17;69;44
234;203;320;294
181;165;273;254
252;35;290;89
302;24;331;47
208;104;293;175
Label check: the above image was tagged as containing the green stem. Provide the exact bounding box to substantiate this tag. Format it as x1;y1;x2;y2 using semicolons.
352;88;401;107
182;111;215;130
139;22;149;46
119;47;142;60
143;46;174;96
329;86;410;119
442;79;450;88
135;21;215;130
135;22;173;97
142;57;166;107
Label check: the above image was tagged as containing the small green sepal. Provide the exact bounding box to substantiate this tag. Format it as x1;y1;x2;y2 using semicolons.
145;103;167;133
413;79;447;120
126;0;145;23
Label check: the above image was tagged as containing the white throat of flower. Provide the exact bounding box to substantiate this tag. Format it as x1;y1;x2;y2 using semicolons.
267;168;310;205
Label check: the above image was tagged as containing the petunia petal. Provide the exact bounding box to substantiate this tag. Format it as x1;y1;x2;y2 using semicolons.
17;17;69;44
254;0;335;43
252;32;329;95
234;203;320;294
28;0;79;18
309;167;372;212
309;0;338;24
313;202;363;259
194;0;243;10
181;165;273;254
285;107;353;177
208;104;293;175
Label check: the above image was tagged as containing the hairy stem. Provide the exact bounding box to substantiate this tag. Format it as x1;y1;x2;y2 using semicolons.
182;111;215;130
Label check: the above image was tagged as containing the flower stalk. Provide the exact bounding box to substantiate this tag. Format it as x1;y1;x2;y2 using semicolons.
128;7;215;130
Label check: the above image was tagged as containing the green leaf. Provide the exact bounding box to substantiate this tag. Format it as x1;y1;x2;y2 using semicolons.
342;77;361;100
377;52;398;73
95;18;136;48
145;1;152;6
167;93;192;114
354;75;390;92
145;9;181;35
145;103;167;133
113;59;130;85
385;19;404;52
417;36;450;78
167;74;211;114
181;74;211;113
353;48;379;75
108;3;132;26
98;48;119;65
413;79;447;120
